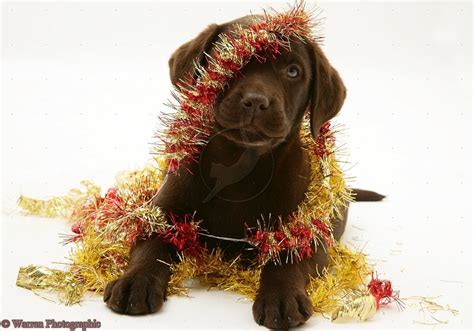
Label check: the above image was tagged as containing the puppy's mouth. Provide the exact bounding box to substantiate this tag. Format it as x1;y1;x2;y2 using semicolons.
214;101;290;147
217;125;284;147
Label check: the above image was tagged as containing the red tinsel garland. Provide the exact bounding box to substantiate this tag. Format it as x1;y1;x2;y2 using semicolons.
156;4;317;174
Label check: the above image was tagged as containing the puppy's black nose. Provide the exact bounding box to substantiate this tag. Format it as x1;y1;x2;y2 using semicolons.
241;93;269;113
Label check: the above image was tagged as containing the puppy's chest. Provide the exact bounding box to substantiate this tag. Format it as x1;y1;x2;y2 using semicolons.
195;164;310;239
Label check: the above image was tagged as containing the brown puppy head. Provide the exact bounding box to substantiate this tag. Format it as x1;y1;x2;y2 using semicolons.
168;17;346;147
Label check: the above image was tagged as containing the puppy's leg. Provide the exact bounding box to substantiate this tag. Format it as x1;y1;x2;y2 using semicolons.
104;235;172;315
252;208;349;329
252;246;328;329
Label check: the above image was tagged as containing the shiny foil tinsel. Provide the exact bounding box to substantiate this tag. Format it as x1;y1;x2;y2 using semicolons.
16;122;373;318
331;295;377;322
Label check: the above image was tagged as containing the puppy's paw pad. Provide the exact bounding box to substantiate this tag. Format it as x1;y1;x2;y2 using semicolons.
104;273;165;315
252;290;313;329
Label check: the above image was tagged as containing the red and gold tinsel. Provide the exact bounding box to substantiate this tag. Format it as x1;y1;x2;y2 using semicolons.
155;3;319;174
15;2;399;323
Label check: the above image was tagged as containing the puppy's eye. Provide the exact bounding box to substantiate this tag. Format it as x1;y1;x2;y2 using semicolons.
286;65;300;78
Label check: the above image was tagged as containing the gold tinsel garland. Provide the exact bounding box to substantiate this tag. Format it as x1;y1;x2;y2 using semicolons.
16;123;382;322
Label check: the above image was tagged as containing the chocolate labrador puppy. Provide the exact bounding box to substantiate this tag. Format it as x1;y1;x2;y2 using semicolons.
103;16;383;329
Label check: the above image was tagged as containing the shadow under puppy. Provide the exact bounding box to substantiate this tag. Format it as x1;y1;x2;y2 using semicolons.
104;16;383;329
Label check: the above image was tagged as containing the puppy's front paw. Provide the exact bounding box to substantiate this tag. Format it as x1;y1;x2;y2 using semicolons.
252;288;313;329
103;271;166;315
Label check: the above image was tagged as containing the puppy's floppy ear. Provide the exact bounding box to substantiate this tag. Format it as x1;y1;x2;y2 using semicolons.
168;24;221;85
308;41;347;138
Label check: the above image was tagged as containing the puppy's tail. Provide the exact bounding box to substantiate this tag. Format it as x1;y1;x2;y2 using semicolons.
351;188;386;202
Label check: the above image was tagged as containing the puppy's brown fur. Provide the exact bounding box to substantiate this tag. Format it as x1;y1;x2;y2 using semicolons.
104;17;349;329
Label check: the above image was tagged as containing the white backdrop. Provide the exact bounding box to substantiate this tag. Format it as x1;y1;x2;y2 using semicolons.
1;1;472;330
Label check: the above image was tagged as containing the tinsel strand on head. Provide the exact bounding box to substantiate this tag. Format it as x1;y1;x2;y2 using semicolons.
154;3;322;174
